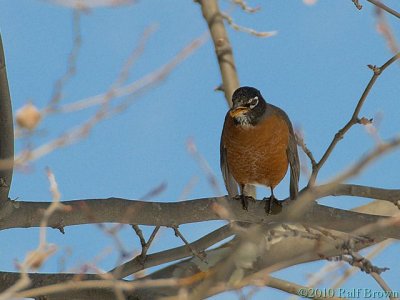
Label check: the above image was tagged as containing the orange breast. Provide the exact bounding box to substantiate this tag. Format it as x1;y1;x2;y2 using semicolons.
222;113;290;188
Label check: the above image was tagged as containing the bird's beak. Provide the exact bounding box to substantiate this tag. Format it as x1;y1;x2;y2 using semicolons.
229;106;249;118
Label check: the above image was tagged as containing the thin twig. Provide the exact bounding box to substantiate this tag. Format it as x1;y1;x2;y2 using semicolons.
308;52;400;186
367;0;400;19
141;227;160;258
48;10;82;108
296;132;317;168
13;35;206;167
352;0;362;10
172;226;206;262
110;224;233;279
292;135;400;217
0;168;65;300
221;12;276;38
187;138;222;195
340;250;389;274
331;240;393;289
231;0;260;13
132;225;146;248
338;250;397;300
370;272;398;300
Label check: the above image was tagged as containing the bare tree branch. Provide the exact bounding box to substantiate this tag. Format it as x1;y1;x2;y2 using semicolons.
198;0;256;198
231;0;261;13
205;274;345;300
1;196;400;240
0;33;14;202
221;12;277;38
367;0;400;19
308;52;400;186
10;34;207;168
110;224;233;279
319;183;400;206
198;0;239;106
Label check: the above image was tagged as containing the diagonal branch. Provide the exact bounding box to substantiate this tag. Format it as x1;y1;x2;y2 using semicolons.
308;52;400;186
110;224;233;278
0;34;14;202
367;0;400;19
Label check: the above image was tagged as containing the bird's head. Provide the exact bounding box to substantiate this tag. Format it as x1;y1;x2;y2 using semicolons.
229;86;266;126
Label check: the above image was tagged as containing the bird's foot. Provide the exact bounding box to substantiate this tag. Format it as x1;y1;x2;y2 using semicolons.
263;195;282;214
234;194;255;211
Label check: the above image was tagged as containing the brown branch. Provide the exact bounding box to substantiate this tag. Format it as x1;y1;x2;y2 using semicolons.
291;136;400;217
338;250;397;300
172;226;206;262
367;0;400;19
130;224;160;267
0;222;379;299
198;0;256;198
370;272;398;300
110;224;233;279
231;0;260;13
352;0;363;10
221;12;277;38
206;274;345;300
198;0;240;106
308;52;400;186
0;33;14;202
1;196;400;240
0;204;394;299
296;132;317;168
142;224;381;299
319;183;400;206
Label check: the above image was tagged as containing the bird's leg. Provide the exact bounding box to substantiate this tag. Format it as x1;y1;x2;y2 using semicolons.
233;184;255;211
263;188;281;214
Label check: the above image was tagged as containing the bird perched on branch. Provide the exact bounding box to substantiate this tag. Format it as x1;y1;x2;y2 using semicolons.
220;86;300;213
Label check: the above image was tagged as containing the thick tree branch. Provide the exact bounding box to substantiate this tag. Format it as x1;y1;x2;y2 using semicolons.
0;200;392;299
138;226;382;299
0;34;14;202
1;195;399;240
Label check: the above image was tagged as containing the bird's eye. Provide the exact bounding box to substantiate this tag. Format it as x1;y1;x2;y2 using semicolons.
248;97;259;109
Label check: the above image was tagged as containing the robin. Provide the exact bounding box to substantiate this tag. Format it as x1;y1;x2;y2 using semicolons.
220;86;300;213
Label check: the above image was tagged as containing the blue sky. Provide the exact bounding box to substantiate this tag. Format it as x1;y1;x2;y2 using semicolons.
0;0;399;299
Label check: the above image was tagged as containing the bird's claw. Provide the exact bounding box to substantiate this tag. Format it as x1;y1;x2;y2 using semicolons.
263;195;282;214
234;194;255;211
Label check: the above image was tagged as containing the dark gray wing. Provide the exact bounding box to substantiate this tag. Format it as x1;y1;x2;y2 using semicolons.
220;116;238;198
287;126;300;200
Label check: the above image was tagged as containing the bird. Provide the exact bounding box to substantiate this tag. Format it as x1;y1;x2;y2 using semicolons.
220;86;300;213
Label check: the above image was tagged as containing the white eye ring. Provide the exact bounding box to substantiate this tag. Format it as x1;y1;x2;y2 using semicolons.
249;96;259;109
